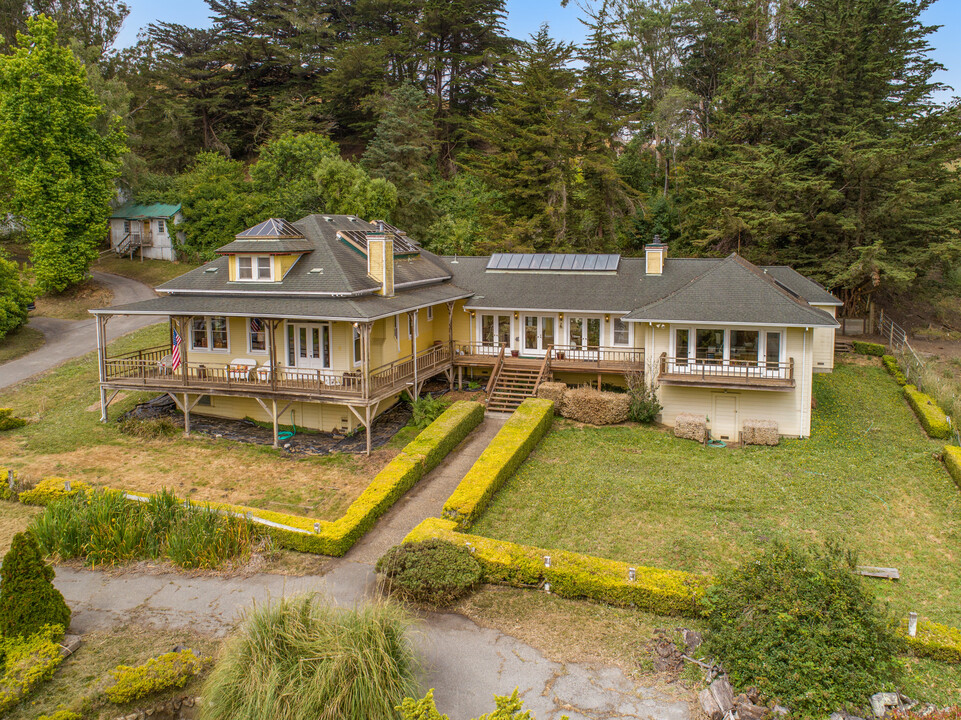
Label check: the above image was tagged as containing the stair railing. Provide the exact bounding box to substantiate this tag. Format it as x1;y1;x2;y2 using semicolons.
485;343;507;395
533;345;553;393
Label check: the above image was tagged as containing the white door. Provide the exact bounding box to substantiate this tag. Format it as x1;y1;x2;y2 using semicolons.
712;394;739;442
479;314;511;353
567;316;602;358
522;315;556;355
291;324;330;369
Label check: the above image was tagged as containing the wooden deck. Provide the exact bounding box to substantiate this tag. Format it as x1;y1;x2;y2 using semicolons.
657;354;796;391
453;343;645;375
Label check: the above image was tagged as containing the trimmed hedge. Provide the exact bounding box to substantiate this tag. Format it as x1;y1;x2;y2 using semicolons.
30;401;484;558
443;398;554;530
0;624;65;713
902;620;961;664
104;649;210;704
853;340;886;356
19;478;91;506
944;446;961;490
904;385;952;439
882;355;907;386
405;517;708;617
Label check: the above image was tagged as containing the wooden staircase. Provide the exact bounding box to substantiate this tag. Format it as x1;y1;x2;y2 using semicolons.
835;337;854;354
487;365;542;413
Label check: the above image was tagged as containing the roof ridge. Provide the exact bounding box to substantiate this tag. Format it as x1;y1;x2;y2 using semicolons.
729;254;818;311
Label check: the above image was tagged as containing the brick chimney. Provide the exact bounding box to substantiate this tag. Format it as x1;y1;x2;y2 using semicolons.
645;234;668;276
368;221;395;296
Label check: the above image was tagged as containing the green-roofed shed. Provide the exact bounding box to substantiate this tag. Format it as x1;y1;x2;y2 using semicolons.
108;202;183;261
110;202;182;219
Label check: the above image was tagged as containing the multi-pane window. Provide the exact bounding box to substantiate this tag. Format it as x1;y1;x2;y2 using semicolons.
613;318;630;346
122;220;130;234
730;330;759;363
157;219;166;234
191;317;229;351
237;255;272;281
695;328;725;363
353;326;363;365
673;327;783;367
248;318;266;352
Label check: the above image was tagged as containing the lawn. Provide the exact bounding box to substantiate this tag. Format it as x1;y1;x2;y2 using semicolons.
93;255;202;288
0;324;398;521
472;358;961;630
32;277;114;320
0;326;44;365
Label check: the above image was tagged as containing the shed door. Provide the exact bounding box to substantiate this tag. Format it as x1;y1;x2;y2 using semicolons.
712;395;738;442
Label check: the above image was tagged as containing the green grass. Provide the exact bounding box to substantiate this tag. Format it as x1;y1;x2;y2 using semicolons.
93;256;201;288
472;360;961;629
0;326;44;365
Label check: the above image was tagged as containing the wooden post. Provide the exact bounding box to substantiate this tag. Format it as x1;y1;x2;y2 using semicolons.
458;366;463;391
365;404;372;456
266;319;278;392
447;301;456;391
409;312;419;399
183;392;191;435
271;399;279;448
97;315;109;422
179;317;190;386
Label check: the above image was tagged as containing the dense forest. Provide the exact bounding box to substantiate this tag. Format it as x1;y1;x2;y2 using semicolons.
1;0;961;315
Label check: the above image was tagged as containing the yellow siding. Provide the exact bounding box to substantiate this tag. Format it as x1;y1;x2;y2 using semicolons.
193;393;402;432
811;305;837;373
275;254;303;279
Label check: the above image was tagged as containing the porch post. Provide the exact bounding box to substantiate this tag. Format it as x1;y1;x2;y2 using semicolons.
183;392;191;435
408;311;418;399
178;316;190;385
365;404;372;456
96;315;108;421
447;301;455;391
266;319;278;392
271;399;279;448
361;322;372;399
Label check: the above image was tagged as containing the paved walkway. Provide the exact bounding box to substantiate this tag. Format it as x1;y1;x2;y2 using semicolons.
51;417;693;720
0;271;162;389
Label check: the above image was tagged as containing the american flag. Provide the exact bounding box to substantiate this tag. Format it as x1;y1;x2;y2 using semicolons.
171;329;183;371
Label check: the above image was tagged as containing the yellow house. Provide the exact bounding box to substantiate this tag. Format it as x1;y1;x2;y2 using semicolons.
93;216;840;450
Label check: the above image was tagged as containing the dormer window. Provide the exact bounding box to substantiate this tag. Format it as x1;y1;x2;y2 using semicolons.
237;255;272;281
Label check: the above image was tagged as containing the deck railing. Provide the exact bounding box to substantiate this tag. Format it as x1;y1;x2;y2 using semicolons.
457;342;644;367
659;354;794;382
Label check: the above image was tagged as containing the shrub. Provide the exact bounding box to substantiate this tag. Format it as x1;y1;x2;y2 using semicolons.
399;688;534;720
166;509;256;569
853;340;886;356
903;384;951;439
199;594;418;720
38;712;82;720
377;539;482;607
409;393;449;430
882;355;907;386
944;446;961;491
559;386;629;425
0;624;65;713
902;619;961;664
0;408;26;432
105;649;211;704
535;382;566;411
443;399;553;530
626;370;661;424
0;532;71;638
118;416;179;439
703;540;902;717
405;518;707;617
19;477;91;506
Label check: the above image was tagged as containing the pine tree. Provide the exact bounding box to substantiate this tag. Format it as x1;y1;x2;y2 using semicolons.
0;532;71;638
362;83;437;236
467;26;582;252
0;15;126;292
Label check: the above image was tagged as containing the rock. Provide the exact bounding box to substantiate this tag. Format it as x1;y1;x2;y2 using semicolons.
870;692;901;717
914;704;937;717
771;706;789;717
675;413;708;443
742;418;779;445
709;676;736;715
683;629;704;652
700;688;723;720
830;713;846;720
737;702;769;720
742;686;761;704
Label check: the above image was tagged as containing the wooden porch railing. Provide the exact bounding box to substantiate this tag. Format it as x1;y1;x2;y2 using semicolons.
485;345;507;394
533;345;553;391
658;353;795;381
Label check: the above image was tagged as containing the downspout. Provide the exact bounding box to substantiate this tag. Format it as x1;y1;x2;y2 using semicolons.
800;328;807;438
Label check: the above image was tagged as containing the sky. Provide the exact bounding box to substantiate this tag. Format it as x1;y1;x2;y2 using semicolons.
113;0;961;103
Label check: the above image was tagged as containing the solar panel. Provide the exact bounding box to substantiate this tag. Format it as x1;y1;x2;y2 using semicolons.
337;230;420;256
236;218;304;239
486;253;620;272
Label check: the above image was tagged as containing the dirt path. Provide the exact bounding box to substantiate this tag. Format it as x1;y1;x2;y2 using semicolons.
0;271;161;389
52;415;693;720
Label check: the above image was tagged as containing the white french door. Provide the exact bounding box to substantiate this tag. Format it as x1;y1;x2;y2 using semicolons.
522;315;556;355
289;323;331;369
566;316;602;358
479;313;511;354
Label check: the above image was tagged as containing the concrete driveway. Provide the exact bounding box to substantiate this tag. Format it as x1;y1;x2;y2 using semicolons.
0;270;163;390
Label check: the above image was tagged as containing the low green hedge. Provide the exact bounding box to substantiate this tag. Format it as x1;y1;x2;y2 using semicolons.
104;649;210;704
902;619;961;664
0;409;26;432
442;399;553;530
853;340;886;356
405;517;708;617
944;446;961;490
882;355;907;386
30;401;484;558
903;385;952;439
19;478;91;506
0;624;65;713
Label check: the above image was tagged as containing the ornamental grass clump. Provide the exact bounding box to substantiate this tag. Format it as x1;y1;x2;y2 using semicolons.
199;594;418;720
703;540;902;717
377;539;483;607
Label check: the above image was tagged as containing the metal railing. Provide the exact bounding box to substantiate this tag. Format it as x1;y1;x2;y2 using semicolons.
659;354;794;382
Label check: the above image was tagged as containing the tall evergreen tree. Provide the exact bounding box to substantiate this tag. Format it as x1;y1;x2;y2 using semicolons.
0;15;125;292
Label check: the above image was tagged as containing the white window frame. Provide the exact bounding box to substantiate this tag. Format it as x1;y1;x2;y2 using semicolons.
191;316;230;353
427;306;433;321
122;220;130;234
236;255;273;281
157;219;166;234
394;315;401;351
667;325;785;373
407;312;419;339
247;317;268;355
353;325;363;367
612;316;632;346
